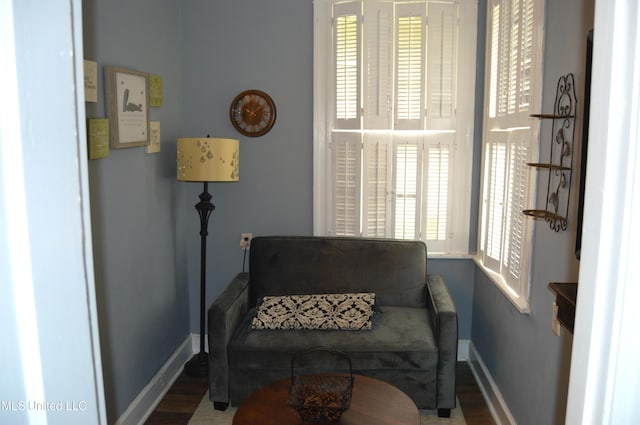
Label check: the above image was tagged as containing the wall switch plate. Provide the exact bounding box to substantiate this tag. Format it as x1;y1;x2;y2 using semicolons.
240;233;253;251
552;302;561;336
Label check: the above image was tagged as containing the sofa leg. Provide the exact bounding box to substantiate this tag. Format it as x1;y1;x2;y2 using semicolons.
437;408;451;418
213;401;229;411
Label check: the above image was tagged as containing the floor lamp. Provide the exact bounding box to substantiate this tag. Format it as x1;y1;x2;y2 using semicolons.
177;137;239;377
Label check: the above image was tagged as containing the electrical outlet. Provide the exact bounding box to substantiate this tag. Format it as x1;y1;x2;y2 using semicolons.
551;302;561;336
240;233;253;251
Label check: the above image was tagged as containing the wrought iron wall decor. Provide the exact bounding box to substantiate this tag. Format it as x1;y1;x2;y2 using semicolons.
523;73;577;231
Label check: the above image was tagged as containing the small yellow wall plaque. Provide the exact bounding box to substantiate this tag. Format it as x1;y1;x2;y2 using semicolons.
84;60;98;103
88;119;110;159
149;74;163;107
146;121;161;154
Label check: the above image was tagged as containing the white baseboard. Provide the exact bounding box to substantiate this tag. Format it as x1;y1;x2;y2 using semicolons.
457;339;470;361
114;335;194;425
191;332;208;354
468;342;517;425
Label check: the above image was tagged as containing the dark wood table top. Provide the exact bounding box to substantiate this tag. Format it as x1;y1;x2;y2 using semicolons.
232;374;420;425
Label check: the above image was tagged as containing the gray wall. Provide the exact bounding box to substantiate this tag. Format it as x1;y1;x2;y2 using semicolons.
178;0;315;330
83;0;189;421
470;0;595;424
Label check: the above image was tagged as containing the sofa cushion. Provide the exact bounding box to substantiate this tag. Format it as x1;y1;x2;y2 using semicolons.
248;237;427;308
229;306;438;371
251;292;376;330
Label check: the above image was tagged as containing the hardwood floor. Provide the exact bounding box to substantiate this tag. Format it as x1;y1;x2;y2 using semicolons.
144;371;209;425
455;362;497;425
144;362;495;425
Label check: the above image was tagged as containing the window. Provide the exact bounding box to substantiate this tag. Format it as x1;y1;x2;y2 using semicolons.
478;0;544;310
313;0;477;255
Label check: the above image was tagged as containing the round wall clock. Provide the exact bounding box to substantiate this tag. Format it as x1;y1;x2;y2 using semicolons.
229;89;277;137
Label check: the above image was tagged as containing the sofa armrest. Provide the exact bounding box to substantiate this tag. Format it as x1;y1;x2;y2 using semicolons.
426;274;458;409
207;272;250;404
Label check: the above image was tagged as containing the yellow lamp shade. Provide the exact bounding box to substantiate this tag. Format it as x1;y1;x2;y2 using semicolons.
177;137;239;182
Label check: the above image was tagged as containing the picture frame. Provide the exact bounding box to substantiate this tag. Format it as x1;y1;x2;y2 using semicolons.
104;66;150;148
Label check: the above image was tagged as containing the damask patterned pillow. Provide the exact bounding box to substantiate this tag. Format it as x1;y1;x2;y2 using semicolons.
251;292;376;330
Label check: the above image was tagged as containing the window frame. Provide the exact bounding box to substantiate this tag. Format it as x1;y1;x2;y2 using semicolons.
313;0;477;256
476;0;545;312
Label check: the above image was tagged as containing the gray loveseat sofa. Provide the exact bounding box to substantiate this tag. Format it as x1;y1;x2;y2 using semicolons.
207;236;458;416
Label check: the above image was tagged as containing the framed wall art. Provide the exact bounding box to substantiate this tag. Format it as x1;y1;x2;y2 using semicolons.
104;66;150;148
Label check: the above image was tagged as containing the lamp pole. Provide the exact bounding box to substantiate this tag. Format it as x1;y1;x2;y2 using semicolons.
184;181;214;377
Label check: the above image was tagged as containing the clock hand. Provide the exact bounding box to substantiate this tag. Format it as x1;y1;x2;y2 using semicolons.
242;107;255;118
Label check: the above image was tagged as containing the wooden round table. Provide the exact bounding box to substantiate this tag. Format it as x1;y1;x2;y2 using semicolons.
232;374;420;425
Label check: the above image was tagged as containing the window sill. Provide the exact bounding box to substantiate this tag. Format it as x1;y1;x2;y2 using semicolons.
473;256;531;314
427;252;475;260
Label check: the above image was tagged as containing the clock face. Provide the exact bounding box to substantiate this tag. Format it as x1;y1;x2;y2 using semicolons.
230;90;276;137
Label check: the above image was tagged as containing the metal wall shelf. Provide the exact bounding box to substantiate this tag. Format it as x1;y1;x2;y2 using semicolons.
525;73;578;232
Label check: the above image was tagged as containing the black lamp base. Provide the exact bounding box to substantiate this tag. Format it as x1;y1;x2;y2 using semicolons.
185;182;214;380
184;352;209;377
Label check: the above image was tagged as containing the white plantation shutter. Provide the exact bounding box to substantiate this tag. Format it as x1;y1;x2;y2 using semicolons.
504;135;530;287
489;0;537;119
488;3;500;118
393;140;421;239
362;133;392;237
507;0;519;114
363;1;393;129
332;133;361;236
426;2;458;129
482;136;507;269
424;137;452;249
481;129;532;290
334;2;361;129
480;0;543;308
519;0;534;110
497;1;509;117
395;3;425;130
314;0;476;254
